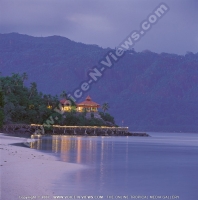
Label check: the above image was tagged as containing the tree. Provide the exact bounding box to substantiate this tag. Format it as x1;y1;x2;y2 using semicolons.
51;95;59;108
29;82;37;99
21;72;28;88
4;84;11;94
0;91;4;128
60;90;67;99
99;112;115;124
11;73;22;86
0;91;4;107
102;102;109;113
0;76;10;94
0;73;117;127
46;94;52;107
0;110;3;128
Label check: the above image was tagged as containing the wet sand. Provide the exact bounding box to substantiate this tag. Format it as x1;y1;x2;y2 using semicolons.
0;133;86;199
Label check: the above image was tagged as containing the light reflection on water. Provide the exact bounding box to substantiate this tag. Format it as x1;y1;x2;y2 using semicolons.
29;134;198;198
30;133;198;164
30;135;119;164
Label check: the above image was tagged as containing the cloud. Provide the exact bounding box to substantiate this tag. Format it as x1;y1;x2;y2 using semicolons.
0;0;197;54
68;14;113;32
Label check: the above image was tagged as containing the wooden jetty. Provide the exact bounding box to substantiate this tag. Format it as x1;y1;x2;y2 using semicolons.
2;124;130;136
2;124;149;136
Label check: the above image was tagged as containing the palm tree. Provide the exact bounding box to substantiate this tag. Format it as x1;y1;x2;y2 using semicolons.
51;95;59;108
0;91;4;128
47;94;52;106
43;94;53;108
0;91;4;107
68;97;76;107
60;90;67;99
11;73;22;86
102;102;109;113
43;94;48;105
4;81;14;94
0;74;3;91
21;72;28;88
29;82;37;99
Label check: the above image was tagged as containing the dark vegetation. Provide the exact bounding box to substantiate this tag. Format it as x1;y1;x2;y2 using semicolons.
1;33;198;132
0;73;58;125
0;73;115;127
0;91;4;128
99;112;115;124
64;112;105;126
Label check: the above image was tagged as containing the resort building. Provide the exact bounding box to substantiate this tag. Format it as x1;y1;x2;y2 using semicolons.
60;95;100;113
76;95;100;112
60;99;73;112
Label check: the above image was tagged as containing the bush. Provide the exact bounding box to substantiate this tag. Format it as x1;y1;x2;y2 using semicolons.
0;110;4;128
60;112;105;126
65;113;80;126
85;118;104;126
0;92;4;107
0;92;4;128
99;112;115;124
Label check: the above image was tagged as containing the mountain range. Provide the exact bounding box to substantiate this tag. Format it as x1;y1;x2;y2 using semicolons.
0;33;198;132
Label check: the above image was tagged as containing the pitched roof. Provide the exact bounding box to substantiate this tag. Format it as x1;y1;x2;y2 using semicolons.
77;95;100;107
60;99;71;105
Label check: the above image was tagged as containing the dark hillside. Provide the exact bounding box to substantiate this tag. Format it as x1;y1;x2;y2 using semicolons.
1;33;198;132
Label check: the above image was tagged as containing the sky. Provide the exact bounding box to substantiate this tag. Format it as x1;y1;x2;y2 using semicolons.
0;0;198;55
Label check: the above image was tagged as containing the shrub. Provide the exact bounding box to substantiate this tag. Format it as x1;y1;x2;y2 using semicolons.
99;112;115;124
0;110;4;128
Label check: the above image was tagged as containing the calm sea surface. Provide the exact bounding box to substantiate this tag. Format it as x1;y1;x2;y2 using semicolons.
30;133;198;199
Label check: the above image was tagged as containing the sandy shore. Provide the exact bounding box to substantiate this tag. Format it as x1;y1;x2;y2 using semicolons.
0;133;86;200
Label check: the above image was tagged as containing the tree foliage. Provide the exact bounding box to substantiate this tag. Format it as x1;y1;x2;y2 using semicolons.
0;73;58;124
99;112;115;124
0;91;4;128
0;73;115;127
102;103;109;113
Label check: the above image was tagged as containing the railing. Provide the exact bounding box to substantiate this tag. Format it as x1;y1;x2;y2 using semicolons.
2;124;129;136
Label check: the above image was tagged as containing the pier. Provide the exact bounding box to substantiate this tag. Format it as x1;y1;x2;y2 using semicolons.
2;124;130;136
2;124;149;136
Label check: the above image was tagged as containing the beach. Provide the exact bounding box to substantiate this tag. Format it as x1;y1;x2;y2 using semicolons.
0;133;86;199
1;132;198;200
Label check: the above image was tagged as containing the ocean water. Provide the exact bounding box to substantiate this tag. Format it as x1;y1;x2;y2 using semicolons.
30;133;198;199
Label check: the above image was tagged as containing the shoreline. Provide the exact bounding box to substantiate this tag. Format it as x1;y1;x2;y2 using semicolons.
0;133;87;199
1;124;149;137
1;129;150;137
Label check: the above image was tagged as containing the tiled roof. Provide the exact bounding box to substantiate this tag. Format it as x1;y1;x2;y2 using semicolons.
77;96;100;107
60;99;71;105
